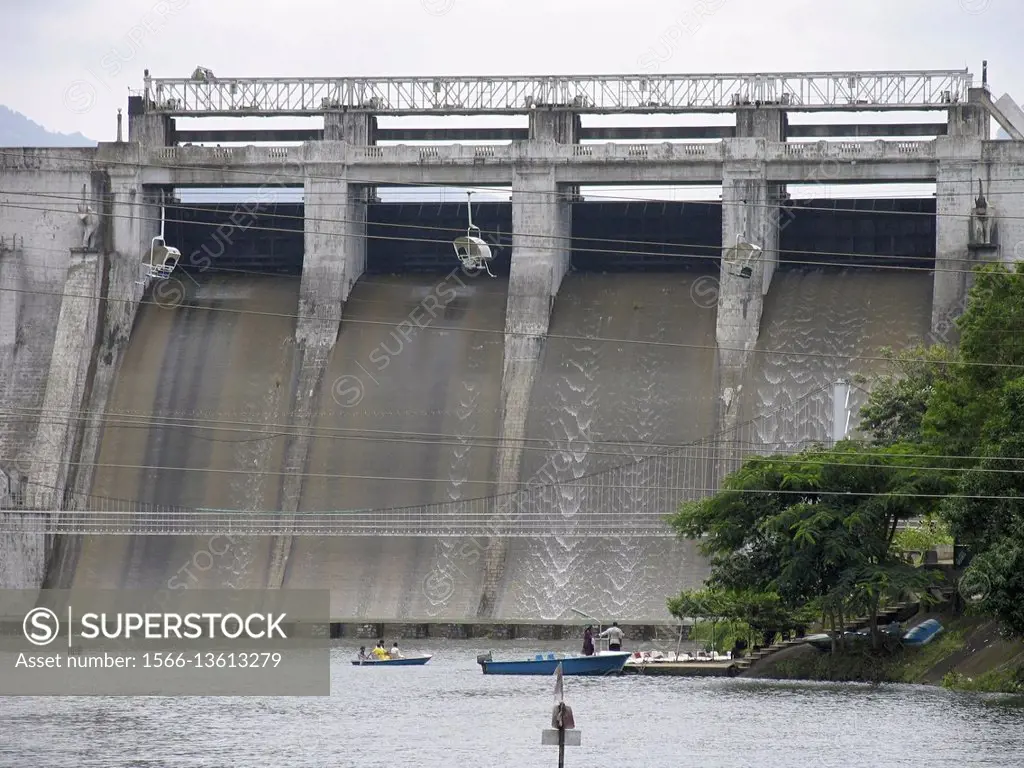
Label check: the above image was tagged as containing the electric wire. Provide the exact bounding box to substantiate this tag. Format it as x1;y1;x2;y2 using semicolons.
5;464;1024;505
0;278;1008;370
0;191;961;275
2;185;1021;369
6;401;1024;472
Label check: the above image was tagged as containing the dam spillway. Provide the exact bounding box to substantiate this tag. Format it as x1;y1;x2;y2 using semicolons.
3;66;1023;622
46;261;934;619
502;272;719;619
63;274;301;590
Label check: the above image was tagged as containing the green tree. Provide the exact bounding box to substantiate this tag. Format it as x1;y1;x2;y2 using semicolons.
918;263;1024;637
857;344;957;446
668;441;946;649
923;263;1024;458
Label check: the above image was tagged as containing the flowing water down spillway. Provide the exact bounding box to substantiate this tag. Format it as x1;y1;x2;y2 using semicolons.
734;269;934;450
281;274;507;619
62;274;301;589
499;273;720;620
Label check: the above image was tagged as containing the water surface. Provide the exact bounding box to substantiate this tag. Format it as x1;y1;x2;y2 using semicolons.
2;641;1022;768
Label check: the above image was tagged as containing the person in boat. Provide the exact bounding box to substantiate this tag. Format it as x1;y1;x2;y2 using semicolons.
357;645;371;662
582;626;595;656
371;641;390;660
389;642;403;659
599;622;625;652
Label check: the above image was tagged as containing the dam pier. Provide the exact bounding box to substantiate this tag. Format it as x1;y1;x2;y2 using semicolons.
2;67;1024;624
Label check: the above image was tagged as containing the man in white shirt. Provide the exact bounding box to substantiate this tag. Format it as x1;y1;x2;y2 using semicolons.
599;622;625;652
389;642;403;659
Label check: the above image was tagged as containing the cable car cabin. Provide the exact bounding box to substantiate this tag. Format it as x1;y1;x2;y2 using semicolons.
453;191;497;278
149;235;180;279
453;235;495;277
722;239;762;279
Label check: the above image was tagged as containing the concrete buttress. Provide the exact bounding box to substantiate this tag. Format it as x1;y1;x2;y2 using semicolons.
932;102;988;338
716;138;782;442
27;249;104;510
477;162;572;617
42;167;160;587
713;109;785;449
266;162;367;589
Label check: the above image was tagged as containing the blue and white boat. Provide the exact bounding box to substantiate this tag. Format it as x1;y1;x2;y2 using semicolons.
902;619;944;647
351;654;432;666
476;650;630;676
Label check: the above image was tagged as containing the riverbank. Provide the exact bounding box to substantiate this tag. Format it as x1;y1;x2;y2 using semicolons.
743;610;1024;693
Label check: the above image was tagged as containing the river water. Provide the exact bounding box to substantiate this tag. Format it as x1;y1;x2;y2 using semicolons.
1;640;1022;768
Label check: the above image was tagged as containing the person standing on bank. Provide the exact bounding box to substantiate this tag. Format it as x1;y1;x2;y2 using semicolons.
599;622;625;652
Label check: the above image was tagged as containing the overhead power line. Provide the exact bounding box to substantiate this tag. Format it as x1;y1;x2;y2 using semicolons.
0;279;1008;369
0;185;1007;283
6;407;1024;478
8;467;1024;505
0;189;959;275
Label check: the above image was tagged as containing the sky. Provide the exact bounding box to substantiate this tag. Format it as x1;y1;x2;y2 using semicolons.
1;0;1020;200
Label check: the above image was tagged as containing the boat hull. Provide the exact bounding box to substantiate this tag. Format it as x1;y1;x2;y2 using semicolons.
903;619;943;647
479;652;630;676
351;655;432;666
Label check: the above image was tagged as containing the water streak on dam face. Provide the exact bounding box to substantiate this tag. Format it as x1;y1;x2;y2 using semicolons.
499;273;720;621
735;269;934;450
283;275;507;619
65;275;300;589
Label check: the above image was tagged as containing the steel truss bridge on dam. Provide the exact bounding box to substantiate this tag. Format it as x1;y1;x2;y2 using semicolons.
107;64;1024;189
2;383;853;538
145;69;972;115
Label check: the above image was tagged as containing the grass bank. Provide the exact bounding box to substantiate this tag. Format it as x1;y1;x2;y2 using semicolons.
744;611;1024;694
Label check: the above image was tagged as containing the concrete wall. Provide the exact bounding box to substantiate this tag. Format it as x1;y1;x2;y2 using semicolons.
0;145;157;588
0;157;95;480
715;110;786;436
0;156;93;587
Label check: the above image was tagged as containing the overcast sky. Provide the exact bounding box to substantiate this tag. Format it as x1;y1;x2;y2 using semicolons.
2;0;1019;140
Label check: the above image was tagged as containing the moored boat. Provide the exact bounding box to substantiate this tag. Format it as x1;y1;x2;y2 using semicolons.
902;619;943;647
476;651;630;676
351;655;432;666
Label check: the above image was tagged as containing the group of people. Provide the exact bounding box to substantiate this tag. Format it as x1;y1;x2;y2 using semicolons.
355;623;627;661
357;640;403;661
581;622;625;656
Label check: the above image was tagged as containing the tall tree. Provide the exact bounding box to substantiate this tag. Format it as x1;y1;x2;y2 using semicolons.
921;263;1024;637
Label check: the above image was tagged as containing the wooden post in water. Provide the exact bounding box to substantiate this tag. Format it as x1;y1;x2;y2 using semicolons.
557;700;565;768
541;662;581;765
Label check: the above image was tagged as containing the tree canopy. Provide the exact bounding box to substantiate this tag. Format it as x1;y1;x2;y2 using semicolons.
668;441;946;643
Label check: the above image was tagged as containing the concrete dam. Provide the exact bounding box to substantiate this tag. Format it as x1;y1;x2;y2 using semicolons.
2;67;1023;623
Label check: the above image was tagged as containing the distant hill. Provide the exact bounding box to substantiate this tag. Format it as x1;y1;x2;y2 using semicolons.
0;105;95;147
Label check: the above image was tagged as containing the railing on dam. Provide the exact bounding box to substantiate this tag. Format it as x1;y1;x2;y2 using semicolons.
141;140;943;186
148;139;938;167
142;70;971;116
1;384;842;537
